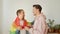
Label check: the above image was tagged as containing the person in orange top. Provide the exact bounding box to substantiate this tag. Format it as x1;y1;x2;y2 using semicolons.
13;9;29;34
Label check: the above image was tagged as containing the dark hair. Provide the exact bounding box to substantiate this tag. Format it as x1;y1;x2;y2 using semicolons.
33;4;42;13
16;9;24;16
16;9;25;20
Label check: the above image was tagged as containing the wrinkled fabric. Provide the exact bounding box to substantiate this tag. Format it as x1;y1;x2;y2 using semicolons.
12;17;28;29
29;13;48;34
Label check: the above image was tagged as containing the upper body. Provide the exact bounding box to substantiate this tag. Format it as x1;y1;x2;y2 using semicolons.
12;9;29;30
33;13;48;34
13;17;28;29
31;4;48;34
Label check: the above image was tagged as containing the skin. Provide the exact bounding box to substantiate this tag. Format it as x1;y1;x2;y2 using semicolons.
17;11;25;30
33;7;41;17
18;11;25;20
17;11;29;30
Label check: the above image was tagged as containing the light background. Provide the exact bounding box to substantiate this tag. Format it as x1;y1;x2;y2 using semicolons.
0;0;60;34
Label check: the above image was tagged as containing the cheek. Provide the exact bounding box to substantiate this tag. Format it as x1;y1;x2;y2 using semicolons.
19;14;22;17
33;9;35;12
21;12;24;16
33;10;35;13
33;11;36;14
21;14;24;18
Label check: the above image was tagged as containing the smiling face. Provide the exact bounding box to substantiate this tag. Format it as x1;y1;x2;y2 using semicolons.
18;11;25;20
16;9;25;20
33;4;42;16
33;7;39;16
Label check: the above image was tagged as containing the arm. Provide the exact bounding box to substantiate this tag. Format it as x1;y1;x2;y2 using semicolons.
38;17;47;34
13;22;22;30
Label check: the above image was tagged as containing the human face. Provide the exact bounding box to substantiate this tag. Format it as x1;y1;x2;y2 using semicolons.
33;7;37;16
18;11;25;20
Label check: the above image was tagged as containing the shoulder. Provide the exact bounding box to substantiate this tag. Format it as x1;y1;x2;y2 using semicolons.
39;14;46;21
24;19;27;21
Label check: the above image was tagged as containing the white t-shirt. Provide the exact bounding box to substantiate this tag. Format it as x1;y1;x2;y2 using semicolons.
20;20;24;26
20;20;26;34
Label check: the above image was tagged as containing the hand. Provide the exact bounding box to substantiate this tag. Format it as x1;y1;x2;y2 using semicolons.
25;26;29;31
17;26;22;30
27;24;32;28
27;23;31;27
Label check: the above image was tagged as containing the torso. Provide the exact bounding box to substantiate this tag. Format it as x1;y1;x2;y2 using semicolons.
20;20;24;26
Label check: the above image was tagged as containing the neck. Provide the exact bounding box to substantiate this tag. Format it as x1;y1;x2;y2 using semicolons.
36;12;41;17
20;19;23;20
17;16;23;20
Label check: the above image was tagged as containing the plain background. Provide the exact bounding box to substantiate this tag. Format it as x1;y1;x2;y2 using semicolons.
0;0;60;34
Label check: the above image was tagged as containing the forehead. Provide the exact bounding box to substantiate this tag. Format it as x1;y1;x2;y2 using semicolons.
33;7;37;9
18;11;24;14
21;11;24;13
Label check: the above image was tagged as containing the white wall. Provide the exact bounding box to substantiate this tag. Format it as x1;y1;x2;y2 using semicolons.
47;0;60;24
0;0;2;34
1;0;60;34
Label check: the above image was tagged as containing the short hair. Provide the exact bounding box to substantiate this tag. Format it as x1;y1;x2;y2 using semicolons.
33;4;42;13
16;9;24;16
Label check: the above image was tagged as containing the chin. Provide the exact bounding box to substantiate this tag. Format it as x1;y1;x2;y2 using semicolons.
34;14;36;16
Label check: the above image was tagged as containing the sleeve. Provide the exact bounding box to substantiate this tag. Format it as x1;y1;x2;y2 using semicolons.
32;18;43;34
41;18;46;34
12;22;18;28
37;17;47;34
24;20;28;26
